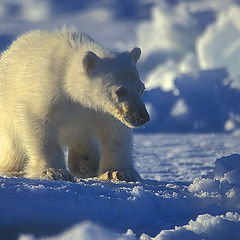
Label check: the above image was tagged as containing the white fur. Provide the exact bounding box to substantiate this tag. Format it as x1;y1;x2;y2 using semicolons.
0;27;145;181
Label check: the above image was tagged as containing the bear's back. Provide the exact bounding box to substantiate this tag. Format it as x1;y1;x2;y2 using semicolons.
0;28;95;61
0;31;67;107
0;29;86;115
0;27;107;89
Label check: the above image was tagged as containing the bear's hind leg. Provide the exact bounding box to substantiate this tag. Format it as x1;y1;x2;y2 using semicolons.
68;134;100;178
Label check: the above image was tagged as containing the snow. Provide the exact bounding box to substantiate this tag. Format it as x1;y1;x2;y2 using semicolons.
0;1;240;239
197;5;240;88
155;212;240;240
20;222;131;240
0;134;238;240
136;0;240;133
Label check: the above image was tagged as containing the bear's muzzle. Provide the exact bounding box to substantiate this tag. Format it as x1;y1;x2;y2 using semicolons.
124;106;150;127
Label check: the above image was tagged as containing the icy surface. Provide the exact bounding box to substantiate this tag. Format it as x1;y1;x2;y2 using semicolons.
134;134;239;182
0;134;239;240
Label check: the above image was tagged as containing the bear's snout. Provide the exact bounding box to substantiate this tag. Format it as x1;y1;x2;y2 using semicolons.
125;107;150;127
135;107;150;126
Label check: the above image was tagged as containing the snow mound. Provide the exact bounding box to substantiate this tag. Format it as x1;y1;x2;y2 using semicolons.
138;0;240;92
151;153;240;240
214;154;240;183
197;5;240;89
188;154;240;209
155;212;240;240
20;222;135;240
143;69;238;133
137;1;202;92
21;212;240;240
134;0;240;133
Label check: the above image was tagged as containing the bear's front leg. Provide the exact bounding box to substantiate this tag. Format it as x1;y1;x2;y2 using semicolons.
97;118;141;182
21;118;73;181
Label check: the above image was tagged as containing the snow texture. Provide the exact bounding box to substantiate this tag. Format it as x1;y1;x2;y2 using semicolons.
0;134;238;240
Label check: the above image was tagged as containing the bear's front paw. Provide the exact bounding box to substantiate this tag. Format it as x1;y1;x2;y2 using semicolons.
70;165;97;178
98;168;141;182
42;168;74;181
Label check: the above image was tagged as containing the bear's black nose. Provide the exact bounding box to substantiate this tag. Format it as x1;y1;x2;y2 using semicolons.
124;106;150;127
135;107;150;126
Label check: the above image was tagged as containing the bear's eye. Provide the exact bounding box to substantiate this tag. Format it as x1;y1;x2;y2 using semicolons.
116;88;128;98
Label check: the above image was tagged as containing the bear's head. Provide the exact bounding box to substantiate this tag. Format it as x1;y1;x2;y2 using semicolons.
82;47;150;128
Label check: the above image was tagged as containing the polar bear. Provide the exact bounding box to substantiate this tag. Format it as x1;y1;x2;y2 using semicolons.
0;27;149;182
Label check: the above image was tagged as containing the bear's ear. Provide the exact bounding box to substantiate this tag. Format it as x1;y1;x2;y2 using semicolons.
129;47;141;64
83;51;100;73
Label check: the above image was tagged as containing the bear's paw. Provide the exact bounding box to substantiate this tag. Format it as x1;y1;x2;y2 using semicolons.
98;168;141;182
42;168;74;181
